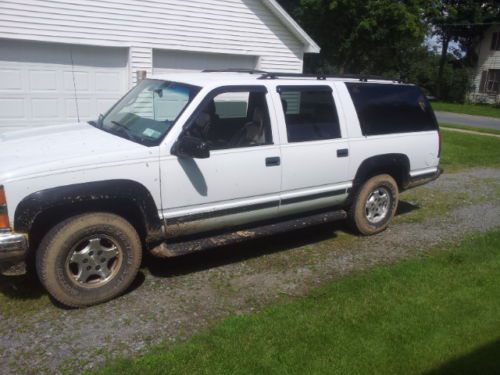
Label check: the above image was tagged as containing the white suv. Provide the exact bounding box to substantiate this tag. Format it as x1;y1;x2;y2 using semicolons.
0;70;441;307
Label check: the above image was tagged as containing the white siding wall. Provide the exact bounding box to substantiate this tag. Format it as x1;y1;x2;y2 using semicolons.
470;26;500;103
130;47;153;85
0;0;306;86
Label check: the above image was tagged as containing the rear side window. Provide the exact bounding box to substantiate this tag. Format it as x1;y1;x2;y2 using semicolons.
279;86;341;142
345;83;437;136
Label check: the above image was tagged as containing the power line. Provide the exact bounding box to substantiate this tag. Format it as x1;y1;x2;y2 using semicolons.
438;22;500;26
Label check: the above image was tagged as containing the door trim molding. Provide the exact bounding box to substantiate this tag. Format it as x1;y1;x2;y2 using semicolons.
281;188;347;205
167;200;279;225
166;187;349;224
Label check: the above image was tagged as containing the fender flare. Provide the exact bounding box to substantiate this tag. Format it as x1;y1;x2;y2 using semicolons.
352;153;411;191
14;179;163;242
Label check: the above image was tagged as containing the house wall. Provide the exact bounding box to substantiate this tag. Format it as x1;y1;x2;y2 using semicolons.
0;0;306;86
470;25;500;103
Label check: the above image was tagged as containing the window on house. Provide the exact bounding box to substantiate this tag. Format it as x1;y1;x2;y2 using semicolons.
278;86;341;142
485;69;500;94
491;32;500;51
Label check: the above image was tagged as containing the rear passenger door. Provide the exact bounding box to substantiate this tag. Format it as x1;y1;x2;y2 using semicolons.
274;85;351;216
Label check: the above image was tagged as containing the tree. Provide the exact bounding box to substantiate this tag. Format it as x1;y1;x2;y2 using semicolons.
279;0;431;76
278;0;500;102
426;0;500;98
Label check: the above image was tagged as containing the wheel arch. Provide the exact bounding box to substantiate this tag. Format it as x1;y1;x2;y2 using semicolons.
351;153;410;194
14;180;164;251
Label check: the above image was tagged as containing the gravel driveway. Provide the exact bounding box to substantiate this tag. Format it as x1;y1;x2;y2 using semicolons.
0;168;499;375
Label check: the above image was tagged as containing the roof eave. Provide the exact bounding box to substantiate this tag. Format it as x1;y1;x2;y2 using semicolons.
261;0;321;54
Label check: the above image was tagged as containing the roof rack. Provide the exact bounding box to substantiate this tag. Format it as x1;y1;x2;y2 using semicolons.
202;68;268;74
258;72;402;83
201;69;403;83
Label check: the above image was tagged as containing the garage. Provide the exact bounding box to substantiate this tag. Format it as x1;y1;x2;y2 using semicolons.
0;40;129;132
0;1;320;132
153;49;258;74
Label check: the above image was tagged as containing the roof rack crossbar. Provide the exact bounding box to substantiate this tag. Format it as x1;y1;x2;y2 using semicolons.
258;72;402;83
202;68;268;74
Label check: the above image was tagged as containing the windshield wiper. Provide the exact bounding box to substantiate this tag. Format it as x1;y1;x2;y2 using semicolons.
88;114;104;128
110;121;141;142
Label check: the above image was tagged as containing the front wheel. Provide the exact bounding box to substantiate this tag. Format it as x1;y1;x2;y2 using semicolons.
348;174;399;236
36;213;142;307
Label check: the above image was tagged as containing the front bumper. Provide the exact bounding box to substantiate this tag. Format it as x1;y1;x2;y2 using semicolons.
0;231;28;263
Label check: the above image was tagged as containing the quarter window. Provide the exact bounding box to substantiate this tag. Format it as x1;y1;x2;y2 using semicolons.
346;83;438;136
279;86;341;142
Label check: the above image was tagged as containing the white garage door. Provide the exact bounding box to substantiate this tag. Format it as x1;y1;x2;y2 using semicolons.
0;40;129;132
153;49;257;74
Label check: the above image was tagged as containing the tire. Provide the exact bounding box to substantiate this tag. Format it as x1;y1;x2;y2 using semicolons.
36;213;142;308
348;174;399;236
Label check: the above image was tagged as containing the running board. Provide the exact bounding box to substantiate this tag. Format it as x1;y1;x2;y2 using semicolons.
150;209;347;258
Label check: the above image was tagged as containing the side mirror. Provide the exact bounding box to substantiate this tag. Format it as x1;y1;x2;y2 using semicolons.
172;136;210;159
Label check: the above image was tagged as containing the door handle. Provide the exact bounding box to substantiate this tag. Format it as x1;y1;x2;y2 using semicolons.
337;149;349;158
266;156;281;167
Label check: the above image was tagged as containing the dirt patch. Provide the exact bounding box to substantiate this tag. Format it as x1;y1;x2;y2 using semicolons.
0;168;499;375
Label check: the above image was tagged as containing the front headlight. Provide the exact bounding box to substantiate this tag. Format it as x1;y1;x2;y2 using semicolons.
0;186;10;230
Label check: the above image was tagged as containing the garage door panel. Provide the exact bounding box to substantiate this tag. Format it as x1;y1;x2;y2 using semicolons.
95;71;124;93
0;98;24;119
71;46;128;69
65;98;92;119
97;98;119;115
0;70;22;90
63;71;91;92
0;40;128;131
0;40;71;65
29;70;58;91
153;49;257;74
31;98;59;118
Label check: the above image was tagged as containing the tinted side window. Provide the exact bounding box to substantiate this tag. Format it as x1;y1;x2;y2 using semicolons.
187;89;273;150
346;83;437;136
279;86;341;142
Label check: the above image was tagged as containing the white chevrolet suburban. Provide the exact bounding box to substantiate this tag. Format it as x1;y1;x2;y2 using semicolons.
0;70;441;307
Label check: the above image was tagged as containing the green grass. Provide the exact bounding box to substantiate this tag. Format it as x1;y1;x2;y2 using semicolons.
440;122;500;136
440;128;500;172
91;230;500;375
431;101;500;118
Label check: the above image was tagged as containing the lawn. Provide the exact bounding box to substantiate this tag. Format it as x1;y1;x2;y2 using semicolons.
431;101;500;119
91;230;500;375
440;128;500;172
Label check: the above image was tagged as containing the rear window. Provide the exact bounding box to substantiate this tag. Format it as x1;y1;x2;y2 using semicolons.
345;83;437;136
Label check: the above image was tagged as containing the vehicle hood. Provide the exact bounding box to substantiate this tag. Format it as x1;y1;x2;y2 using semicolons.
0;123;155;181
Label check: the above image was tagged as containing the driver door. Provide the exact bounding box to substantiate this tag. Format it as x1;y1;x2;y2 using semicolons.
160;86;282;237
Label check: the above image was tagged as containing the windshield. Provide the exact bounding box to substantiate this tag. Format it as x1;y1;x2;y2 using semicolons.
98;79;201;146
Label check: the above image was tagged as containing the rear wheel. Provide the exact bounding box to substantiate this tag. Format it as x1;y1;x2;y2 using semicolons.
36;213;142;307
348;174;399;236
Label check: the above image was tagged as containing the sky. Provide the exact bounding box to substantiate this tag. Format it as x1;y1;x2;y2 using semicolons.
425;34;464;57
